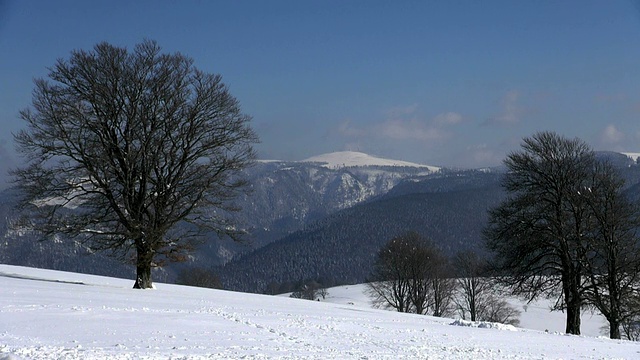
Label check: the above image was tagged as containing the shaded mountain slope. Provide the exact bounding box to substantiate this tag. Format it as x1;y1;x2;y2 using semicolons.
220;172;505;293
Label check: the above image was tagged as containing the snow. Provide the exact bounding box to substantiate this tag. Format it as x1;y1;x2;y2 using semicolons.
450;319;517;331
303;151;440;172
622;152;640;162
2;265;639;359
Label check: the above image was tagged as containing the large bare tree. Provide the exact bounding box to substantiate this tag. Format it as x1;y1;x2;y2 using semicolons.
581;160;640;339
485;131;640;337
12;40;258;289
484;131;594;335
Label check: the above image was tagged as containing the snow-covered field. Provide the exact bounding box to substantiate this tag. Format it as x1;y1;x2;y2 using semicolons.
1;265;639;359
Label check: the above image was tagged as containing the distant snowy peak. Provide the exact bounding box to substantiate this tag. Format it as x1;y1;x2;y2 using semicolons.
303;151;440;172
622;152;640;162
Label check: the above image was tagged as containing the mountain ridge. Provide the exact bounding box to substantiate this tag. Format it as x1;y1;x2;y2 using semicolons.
301;151;440;171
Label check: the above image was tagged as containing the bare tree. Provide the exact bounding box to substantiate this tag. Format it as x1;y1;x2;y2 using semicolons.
485;131;640;336
289;281;329;301
621;306;640;341
484;131;594;335
453;250;521;325
407;235;440;315
426;251;456;318
317;287;329;300
366;233;416;313
581;160;640;339
454;250;493;321
366;232;454;316
481;295;521;326
12;40;258;289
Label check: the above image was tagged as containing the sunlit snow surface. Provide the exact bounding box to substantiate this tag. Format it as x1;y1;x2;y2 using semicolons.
622;152;640;163
1;265;639;359
303;151;440;172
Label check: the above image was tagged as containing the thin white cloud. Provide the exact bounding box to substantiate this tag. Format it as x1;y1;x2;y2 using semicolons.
386;103;419;117
600;124;624;145
433;112;463;125
465;143;505;166
338;119;368;137
486;90;521;126
375;119;448;141
337;109;464;143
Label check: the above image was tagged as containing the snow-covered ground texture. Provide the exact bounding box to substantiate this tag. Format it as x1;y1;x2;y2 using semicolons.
2;265;639;359
303;151;441;172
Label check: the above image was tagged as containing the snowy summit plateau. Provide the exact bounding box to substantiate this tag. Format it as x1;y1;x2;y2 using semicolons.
302;151;440;171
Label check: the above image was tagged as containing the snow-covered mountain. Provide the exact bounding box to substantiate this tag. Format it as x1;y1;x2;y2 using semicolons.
623;152;640;163
302;151;440;171
234;151;440;241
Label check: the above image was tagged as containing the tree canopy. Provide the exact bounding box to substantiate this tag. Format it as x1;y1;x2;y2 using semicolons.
485;131;640;338
366;232;454;316
13;40;258;289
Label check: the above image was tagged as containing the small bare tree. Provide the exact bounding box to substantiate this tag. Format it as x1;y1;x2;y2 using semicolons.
366;232;455;316
454;250;493;321
366;233;415;313
12;40;258;289
481;295;521;326
427;251;456;318
289;281;328;301
453;250;520;325
622;315;640;341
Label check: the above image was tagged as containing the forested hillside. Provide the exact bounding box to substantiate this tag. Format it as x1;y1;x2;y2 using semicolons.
219;171;505;293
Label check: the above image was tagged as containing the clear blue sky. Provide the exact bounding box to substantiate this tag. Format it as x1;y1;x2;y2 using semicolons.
2;1;640;188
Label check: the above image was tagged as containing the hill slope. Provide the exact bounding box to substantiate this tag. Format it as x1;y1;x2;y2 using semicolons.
1;265;638;359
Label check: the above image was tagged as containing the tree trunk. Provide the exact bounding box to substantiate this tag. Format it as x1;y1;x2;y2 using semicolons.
565;303;581;335
561;265;582;335
469;288;477;321
563;272;582;335
609;318;621;339
608;274;621;339
607;291;621;339
133;242;153;289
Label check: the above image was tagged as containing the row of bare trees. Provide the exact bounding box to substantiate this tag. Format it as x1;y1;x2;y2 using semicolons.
289;281;329;301
365;232;520;325
356;132;640;339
